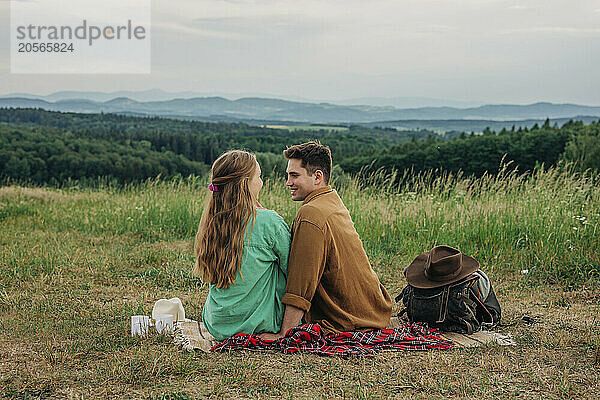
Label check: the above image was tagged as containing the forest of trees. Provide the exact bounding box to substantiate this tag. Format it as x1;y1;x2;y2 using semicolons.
340;122;571;176
0;108;436;164
0;108;598;185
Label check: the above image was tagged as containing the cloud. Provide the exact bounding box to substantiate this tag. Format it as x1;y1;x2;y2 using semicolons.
509;5;532;10
152;21;251;40
415;23;455;34
500;26;600;36
152;0;335;42
190;15;323;34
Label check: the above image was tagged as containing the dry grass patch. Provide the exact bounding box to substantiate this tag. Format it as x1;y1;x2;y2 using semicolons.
0;186;69;202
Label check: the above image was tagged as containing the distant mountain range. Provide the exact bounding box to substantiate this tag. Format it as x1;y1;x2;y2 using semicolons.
1;93;599;129
0;90;478;108
363;116;600;133
332;96;481;108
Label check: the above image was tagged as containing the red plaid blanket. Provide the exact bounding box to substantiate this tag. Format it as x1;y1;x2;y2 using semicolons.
211;322;453;357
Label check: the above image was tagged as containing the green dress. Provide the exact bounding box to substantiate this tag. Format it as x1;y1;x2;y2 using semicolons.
202;208;290;341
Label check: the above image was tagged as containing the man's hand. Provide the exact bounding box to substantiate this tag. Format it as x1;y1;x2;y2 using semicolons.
258;331;284;341
257;304;305;341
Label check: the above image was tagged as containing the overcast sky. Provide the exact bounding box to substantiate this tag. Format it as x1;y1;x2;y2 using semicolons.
1;0;599;105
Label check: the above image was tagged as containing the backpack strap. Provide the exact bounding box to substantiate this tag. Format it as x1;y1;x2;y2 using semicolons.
457;317;474;334
396;287;409;319
469;273;501;327
437;286;451;323
469;288;494;328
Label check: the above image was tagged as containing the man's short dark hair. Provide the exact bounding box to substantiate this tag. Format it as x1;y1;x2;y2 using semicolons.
283;141;332;184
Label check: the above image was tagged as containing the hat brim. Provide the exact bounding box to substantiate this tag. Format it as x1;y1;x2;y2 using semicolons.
404;251;480;289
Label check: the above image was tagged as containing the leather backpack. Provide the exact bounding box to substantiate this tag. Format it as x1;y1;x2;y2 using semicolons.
397;272;501;334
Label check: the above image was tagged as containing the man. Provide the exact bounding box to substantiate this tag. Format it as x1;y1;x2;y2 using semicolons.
259;141;392;340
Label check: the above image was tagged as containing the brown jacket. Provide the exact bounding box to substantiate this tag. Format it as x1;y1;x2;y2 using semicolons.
282;186;392;333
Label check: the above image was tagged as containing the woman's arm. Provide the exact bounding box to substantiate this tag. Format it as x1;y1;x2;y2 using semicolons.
271;215;291;275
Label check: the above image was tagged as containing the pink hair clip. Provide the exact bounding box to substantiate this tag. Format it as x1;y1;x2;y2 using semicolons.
208;183;219;192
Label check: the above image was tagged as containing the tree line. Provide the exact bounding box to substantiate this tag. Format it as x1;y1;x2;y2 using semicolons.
0;125;208;185
339;121;576;176
0;108;598;185
0;108;434;165
349;119;599;176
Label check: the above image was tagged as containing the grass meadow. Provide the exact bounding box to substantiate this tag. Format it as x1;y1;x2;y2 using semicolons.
264;125;350;132
0;166;599;399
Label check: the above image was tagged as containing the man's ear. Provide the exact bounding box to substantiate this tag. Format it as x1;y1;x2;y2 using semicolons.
313;169;324;185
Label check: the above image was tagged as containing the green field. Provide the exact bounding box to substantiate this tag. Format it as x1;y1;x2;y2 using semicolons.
1;167;599;399
264;124;349;132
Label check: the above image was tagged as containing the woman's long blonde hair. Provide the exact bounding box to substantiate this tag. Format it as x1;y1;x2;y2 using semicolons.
194;150;258;289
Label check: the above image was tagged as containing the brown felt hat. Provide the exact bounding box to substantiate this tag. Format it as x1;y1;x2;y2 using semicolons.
405;245;480;289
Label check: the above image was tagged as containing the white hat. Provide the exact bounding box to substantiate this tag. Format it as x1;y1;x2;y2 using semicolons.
152;297;186;322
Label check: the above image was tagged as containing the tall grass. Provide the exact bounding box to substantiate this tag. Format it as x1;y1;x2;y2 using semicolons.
339;163;599;287
1;164;597;287
0;167;600;285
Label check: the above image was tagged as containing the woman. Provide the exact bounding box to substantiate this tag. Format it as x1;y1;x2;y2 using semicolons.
194;150;290;341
